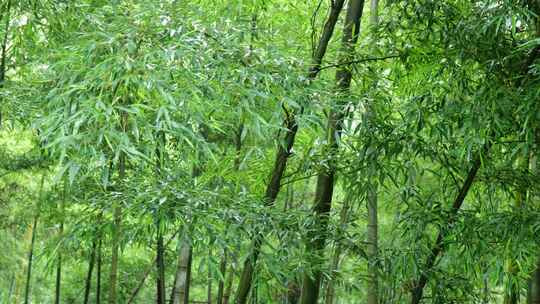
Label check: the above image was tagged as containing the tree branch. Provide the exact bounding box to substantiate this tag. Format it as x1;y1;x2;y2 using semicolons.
318;54;400;71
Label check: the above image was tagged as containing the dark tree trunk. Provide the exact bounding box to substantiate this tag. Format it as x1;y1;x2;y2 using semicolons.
55;182;67;304
24;176;44;304
299;1;366;303
84;237;98;304
0;0;11;84
97;236;102;304
0;0;12;127
217;251;227;304
24;215;38;304
233;2;346;303
208;248;213;304
54;222;63;304
156;131;167;304
156;225;166;304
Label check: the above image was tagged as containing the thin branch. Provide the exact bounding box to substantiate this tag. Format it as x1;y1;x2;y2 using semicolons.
318;54;400;71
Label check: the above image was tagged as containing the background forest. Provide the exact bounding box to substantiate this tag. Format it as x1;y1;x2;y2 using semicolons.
1;0;540;303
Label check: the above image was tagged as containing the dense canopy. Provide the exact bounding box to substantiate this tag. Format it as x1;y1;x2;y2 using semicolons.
1;0;540;303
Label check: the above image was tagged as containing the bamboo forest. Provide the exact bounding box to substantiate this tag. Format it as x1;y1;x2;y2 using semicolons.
2;0;540;303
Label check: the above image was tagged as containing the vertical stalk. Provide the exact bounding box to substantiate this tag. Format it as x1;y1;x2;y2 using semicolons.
171;236;193;304
24;217;38;304
325;201;350;304
0;0;12;127
208;247;213;304
24;174;45;304
109;112;128;304
156;222;166;304
366;2;380;303
84;237;98;304
217;251;227;304
300;1;366;303
55;181;67;304
156;131;166;304
222;259;236;304
97;236;102;304
234;2;346;303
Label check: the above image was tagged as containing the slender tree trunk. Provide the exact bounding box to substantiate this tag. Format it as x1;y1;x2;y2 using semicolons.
0;0;12;126
109;201;123;304
54;221;63;304
325;201;350;304
84;237;98;304
234;2;346;303
367;183;379;304
24;175;44;304
109;112;127;304
218;123;243;304
410;151;486;304
505;157;526;304
529;148;540;304
366;2;380;304
527;5;540;302
97;236;102;304
208;247;213;304
24;215;38;304
157;222;166;304
0;0;11;84
217;251;227;304
300;1;366;303
222;260;236;304
7;273;15;302
171;236;193;304
325;248;340;304
156;131;167;304
55;182;67;304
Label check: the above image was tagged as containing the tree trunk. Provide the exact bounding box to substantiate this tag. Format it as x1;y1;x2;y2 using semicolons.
156;131;167;304
0;0;11;84
527;5;540;302
23;215;38;304
109;118;127;304
171;236;193;304
234;2;346;303
208;248;213;304
24;175;44;304
54;222;63;304
157;224;166;304
222;261;235;304
530;257;540;304
109;202;122;304
0;0;12;127
505;157;527;304
97;236;102;304
366;3;380;304
300;1;366;303
55;181;67;304
325;201;350;304
217;251;227;304
367;183;379;304
84;237;98;304
410;152;485;304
